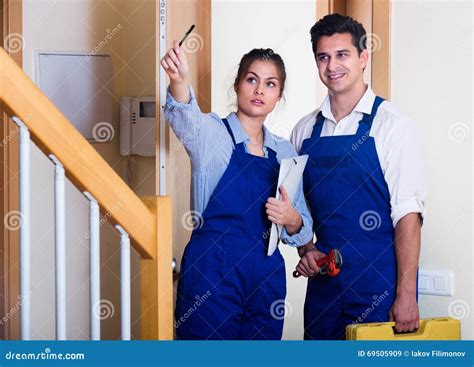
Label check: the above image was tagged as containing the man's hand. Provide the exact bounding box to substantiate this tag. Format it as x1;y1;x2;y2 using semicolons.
389;294;420;333
295;248;326;278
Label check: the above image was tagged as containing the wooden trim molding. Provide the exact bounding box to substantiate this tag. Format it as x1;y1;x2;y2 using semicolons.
372;0;391;99
157;0;212;339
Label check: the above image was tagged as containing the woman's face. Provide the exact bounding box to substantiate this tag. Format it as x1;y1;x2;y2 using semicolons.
235;60;282;119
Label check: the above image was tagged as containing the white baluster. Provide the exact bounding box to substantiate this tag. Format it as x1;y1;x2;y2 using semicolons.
115;225;131;340
83;192;101;340
49;154;67;340
12;117;31;340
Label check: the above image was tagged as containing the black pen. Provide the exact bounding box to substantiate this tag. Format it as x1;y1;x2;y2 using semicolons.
179;25;195;47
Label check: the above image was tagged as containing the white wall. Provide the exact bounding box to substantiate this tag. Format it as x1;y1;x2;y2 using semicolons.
391;0;473;339
212;0;319;340
23;0;156;339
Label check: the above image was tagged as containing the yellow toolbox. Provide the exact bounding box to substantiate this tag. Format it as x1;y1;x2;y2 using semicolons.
346;317;461;340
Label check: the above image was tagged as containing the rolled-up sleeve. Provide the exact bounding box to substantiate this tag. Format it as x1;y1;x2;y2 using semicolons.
383;117;428;227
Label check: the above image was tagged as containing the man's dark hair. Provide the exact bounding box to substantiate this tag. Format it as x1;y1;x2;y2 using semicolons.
310;13;367;56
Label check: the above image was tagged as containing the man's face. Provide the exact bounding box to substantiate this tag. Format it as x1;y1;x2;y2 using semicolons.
315;33;368;95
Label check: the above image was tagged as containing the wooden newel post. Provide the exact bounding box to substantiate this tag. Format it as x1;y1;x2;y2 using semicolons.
140;196;173;340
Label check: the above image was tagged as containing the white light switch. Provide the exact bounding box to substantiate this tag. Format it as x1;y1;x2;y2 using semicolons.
418;274;431;290
418;269;454;296
434;276;449;291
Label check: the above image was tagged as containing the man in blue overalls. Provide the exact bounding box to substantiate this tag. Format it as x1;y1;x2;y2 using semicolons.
291;14;427;339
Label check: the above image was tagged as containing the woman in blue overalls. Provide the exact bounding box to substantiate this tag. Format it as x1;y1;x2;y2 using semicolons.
161;41;313;340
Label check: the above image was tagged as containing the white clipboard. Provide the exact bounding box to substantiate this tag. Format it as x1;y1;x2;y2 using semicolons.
267;154;308;256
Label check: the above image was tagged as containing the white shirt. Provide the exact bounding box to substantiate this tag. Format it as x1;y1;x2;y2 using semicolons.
291;86;427;228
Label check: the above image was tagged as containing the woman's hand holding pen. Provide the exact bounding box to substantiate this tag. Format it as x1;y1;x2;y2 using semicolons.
161;40;189;81
266;186;302;234
160;40;190;103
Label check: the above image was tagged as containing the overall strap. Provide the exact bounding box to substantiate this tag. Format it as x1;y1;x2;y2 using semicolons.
267;147;278;162
221;118;237;147
356;96;385;135
310;111;326;139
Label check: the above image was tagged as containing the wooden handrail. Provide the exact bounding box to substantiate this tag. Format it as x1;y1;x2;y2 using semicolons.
0;47;155;259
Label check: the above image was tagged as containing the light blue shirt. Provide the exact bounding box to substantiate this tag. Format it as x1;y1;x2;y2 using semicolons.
164;86;313;247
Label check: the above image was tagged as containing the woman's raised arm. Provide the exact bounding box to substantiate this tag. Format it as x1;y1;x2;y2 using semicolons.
160;40;190;103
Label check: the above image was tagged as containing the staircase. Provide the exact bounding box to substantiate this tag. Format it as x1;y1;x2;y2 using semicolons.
0;47;173;340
